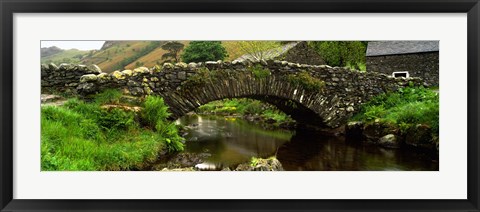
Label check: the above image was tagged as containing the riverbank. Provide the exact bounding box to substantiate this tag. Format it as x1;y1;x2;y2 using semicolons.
346;86;439;153
41;90;184;171
148;152;284;171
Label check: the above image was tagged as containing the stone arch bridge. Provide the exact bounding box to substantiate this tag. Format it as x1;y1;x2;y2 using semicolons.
41;61;427;128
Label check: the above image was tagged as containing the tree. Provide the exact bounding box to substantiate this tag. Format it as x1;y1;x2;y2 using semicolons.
181;41;228;63
161;41;184;63
234;41;281;61
308;41;367;70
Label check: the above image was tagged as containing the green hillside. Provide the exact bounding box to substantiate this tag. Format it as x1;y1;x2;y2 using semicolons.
41;49;90;64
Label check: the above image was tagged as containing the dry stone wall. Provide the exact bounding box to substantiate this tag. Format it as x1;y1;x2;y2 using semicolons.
41;63;102;93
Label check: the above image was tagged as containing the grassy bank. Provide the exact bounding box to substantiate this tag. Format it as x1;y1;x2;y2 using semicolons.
197;98;294;128
351;86;439;136
41;90;184;171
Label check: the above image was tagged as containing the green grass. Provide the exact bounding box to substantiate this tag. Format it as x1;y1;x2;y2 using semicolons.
41;90;184;171
351;86;439;134
197;98;293;127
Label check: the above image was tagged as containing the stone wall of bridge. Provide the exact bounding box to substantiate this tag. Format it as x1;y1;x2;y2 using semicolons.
41;60;426;128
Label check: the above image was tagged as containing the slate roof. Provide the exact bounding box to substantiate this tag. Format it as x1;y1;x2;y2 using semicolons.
235;42;299;62
366;41;439;57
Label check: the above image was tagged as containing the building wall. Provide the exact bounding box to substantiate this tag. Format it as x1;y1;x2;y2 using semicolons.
366;52;439;86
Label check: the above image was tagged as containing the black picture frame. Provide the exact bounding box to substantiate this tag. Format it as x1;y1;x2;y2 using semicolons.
1;0;479;211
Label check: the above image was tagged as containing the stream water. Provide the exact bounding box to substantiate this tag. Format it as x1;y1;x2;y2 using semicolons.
177;115;439;171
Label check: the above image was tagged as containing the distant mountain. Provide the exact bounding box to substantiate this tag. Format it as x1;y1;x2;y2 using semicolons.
41;46;63;58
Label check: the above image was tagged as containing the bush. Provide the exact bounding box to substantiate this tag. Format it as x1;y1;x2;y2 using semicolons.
249;64;271;79
180;67;213;89
141;96;184;152
309;41;367;70
97;108;136;131
287;72;325;92
94;89;123;105
181;41;228;63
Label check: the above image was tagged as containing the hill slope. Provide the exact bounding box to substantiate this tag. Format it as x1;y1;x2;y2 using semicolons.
41;48;90;64
80;41;164;73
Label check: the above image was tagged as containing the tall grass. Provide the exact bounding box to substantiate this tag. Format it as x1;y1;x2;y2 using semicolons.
352;86;439;134
41;90;183;171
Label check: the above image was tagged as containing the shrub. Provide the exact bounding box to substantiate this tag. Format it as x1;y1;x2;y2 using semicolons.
141;96;184;152
308;41;367;70
249;64;271;79
97;108;136;131
287;72;325;92
181;41;228;63
94;89;123;105
180;67;213;89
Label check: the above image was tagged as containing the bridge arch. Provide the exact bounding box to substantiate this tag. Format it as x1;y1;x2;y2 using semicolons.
161;74;333;127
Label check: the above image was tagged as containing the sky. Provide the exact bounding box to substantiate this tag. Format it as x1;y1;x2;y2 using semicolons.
41;41;106;50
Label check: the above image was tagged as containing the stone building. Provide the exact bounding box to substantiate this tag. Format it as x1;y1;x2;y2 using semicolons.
235;41;325;65
366;41;439;86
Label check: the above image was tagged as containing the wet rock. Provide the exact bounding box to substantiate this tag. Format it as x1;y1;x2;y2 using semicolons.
161;167;195;171
405;124;435;149
363;122;398;143
194;163;219;171
166;152;211;169
346;121;363;139
378;134;400;148
235;157;284;171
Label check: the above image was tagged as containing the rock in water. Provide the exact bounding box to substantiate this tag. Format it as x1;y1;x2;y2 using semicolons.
235;157;284;171
378;134;400;148
194;163;218;171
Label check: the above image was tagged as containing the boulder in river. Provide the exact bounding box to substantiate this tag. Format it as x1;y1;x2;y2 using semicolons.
378;134;401;148
235;157;284;171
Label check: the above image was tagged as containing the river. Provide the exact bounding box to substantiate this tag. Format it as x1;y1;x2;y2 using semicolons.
176;115;439;171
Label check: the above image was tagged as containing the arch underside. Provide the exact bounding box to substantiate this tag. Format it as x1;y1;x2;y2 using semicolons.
160;75;341;128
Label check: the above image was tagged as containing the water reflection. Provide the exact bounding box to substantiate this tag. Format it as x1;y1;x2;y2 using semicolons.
277;129;438;171
177;115;439;171
178;115;292;167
